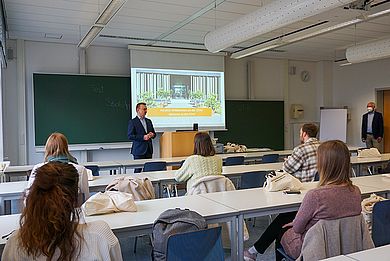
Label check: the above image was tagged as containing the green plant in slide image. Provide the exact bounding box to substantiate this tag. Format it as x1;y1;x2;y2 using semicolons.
138;92;156;107
189;91;204;107
204;94;221;114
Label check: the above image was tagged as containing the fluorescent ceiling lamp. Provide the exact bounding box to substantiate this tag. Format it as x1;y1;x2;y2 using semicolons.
78;25;103;48
346;37;390;63
231;7;390;59
77;0;127;48
231;44;282;59
96;0;127;25
204;0;356;53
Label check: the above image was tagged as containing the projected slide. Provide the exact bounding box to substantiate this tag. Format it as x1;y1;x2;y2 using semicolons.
131;68;225;130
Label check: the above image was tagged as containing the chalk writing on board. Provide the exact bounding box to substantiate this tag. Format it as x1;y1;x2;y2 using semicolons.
91;85;104;94
105;97;130;111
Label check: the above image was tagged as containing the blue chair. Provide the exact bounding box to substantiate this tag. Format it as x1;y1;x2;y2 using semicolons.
240;171;266;189
372;200;390;247
85;165;100;176
166;227;224;261
224;156;245;166
261;154;279;163
143;161;167;172
240;171;267;226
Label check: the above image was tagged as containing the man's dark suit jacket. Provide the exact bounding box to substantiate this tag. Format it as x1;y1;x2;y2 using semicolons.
127;116;156;156
362;111;384;140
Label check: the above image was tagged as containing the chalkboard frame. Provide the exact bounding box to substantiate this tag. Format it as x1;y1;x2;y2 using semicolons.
33;73;132;149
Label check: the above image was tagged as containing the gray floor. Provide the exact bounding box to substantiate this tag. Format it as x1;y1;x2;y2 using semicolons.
117;216;276;261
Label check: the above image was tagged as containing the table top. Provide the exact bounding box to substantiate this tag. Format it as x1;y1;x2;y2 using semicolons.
347;244;390;260
321;256;354;260
351;175;390;192
0;181;28;197
0;214;20;245
350;153;390;164
84;194;237;233
198;179;384;215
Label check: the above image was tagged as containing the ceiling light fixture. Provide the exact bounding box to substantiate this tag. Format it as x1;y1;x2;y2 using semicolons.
78;25;103;49
204;0;357;53
77;0;127;48
346;37;390;63
231;7;390;59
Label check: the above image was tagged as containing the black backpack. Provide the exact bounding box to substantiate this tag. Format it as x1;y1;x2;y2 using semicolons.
152;208;207;261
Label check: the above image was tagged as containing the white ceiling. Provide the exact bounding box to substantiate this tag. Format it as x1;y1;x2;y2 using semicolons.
4;0;390;61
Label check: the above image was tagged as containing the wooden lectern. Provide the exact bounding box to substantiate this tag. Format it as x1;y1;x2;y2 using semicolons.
160;131;198;158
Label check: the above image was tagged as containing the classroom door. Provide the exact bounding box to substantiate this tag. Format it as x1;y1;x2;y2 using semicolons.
383;90;390;153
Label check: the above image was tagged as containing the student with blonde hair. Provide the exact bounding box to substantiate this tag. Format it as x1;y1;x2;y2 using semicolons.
2;162;122;260
28;132;90;202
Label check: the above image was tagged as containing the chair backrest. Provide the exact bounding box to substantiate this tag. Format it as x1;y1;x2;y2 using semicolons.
143;161;167;172
261;154;279;163
166;227;224;261
85;165;100;176
300;214;374;260
224;156;245;166
372;200;390;247
240;171;267;189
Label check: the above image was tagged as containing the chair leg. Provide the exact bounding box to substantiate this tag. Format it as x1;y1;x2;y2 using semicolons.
368;166;373;175
174;184;178;197
133;236;138;253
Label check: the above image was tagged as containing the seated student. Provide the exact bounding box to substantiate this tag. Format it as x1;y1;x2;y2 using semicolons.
2;162;122;261
175;132;223;192
244;140;361;260
28;132;90;202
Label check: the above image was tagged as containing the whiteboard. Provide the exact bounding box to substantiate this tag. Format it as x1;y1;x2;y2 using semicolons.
319;108;347;142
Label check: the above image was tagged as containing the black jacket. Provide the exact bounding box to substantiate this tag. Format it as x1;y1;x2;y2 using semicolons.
362;111;383;139
127;117;156;156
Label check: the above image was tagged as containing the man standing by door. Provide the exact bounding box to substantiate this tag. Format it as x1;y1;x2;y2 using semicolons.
128;102;156;173
362;101;384;151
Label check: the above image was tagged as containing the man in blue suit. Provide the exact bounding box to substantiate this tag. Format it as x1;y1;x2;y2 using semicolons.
128;102;156;173
362;101;384;151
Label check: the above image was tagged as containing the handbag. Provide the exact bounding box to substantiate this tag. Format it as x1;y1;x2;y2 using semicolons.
358;148;381;158
82;191;137;216
106;176;155;201
264;170;302;192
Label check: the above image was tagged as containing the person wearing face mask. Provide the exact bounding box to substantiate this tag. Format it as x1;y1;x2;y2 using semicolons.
362;102;383;151
244;123;320;261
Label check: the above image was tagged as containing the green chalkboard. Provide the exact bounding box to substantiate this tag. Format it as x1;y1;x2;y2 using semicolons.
215;100;284;150
33;73;131;146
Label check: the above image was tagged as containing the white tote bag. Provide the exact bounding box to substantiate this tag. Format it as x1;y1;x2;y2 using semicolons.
82;191;137;216
357;148;381;158
264;171;302;192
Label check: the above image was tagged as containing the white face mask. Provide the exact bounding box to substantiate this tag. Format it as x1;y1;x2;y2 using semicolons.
367;107;374;113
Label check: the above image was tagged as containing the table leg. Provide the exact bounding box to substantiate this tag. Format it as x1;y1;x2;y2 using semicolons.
238;214;244;261
230;216;238;261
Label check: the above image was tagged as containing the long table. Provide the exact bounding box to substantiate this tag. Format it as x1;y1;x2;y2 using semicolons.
0;162;285;214
0;195;240;261
0;146;361;181
4;161;390;215
321;244;390;260
0;175;388;261
198;177;390;260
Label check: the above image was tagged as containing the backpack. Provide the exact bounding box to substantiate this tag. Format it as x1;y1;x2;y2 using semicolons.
152;208;207;261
